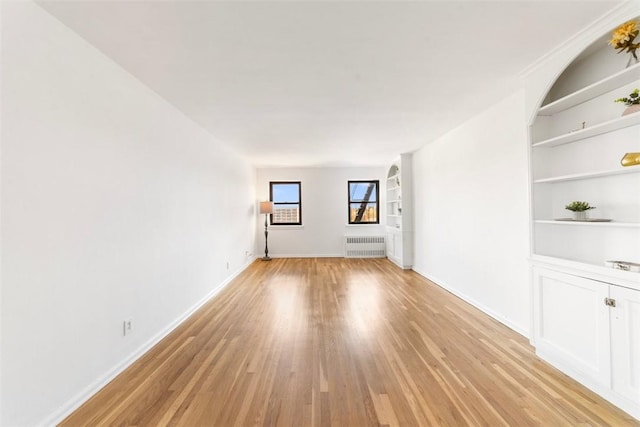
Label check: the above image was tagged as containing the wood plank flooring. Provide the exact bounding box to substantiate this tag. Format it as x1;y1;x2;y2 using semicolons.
60;258;639;426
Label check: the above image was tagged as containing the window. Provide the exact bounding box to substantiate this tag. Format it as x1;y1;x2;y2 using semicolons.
270;181;302;225
348;180;379;224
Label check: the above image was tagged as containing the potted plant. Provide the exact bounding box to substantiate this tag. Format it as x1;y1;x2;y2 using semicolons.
615;88;640;116
565;201;596;221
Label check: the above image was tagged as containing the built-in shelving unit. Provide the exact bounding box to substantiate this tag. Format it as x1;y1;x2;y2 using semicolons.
530;36;640;272
533;167;640;183
386;165;402;230
385;154;413;269
532;113;640;148
529;17;640;422
537;63;640;116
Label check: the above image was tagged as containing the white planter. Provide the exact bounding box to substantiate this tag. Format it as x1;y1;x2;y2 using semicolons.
573;211;588;221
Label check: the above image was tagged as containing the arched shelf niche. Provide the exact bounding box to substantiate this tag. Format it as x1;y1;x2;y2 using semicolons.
529;16;640;270
385;154;413;269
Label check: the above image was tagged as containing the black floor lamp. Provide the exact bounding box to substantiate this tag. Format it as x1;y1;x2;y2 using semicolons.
259;201;273;261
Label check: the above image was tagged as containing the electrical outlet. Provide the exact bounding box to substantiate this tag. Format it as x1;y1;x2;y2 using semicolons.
123;319;133;336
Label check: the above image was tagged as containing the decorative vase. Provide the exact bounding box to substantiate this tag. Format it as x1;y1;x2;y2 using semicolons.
622;104;640;116
573;211;588;221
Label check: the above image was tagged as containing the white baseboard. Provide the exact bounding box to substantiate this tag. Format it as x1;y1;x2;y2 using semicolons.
387;256;412;270
268;253;343;258
260;254;389;259
42;258;256;427
411;267;529;339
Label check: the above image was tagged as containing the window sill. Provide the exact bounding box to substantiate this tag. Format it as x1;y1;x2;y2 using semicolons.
270;225;304;230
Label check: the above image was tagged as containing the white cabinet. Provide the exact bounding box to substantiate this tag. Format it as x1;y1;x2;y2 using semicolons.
533;266;640;419
611;285;640;405
386;229;402;263
532;268;611;387
385;154;413;269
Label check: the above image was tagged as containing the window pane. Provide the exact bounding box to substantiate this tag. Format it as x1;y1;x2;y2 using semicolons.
349;203;378;223
349;182;377;202
273;204;300;223
272;183;300;203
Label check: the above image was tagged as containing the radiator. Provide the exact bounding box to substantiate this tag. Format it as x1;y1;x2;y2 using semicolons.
344;236;386;258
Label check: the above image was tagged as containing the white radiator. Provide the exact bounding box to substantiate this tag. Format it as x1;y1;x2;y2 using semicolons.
344;236;386;258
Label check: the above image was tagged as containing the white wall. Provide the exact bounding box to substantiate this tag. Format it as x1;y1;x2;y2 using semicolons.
0;2;4;424
412;90;531;336
0;2;256;426
256;167;386;257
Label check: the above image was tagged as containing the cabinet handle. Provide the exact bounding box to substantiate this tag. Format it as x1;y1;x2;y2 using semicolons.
604;297;616;307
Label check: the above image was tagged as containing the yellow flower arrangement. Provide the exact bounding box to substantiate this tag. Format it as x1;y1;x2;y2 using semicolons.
609;20;639;60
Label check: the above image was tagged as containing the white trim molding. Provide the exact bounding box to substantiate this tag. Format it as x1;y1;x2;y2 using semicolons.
519;2;640;78
268;253;343;258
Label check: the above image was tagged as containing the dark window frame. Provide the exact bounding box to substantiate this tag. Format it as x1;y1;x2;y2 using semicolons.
348;180;380;225
269;181;302;226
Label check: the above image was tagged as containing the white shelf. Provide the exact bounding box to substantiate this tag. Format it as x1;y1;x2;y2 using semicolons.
534;167;640;184
535;220;640;228
532;113;640;148
388;214;402;218
531;255;640;289
387;186;400;191
538;63;640;116
387;199;401;203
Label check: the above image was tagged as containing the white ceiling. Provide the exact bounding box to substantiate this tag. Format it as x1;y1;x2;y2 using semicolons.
37;1;622;167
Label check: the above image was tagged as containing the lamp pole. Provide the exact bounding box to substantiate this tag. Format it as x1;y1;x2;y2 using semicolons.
263;212;271;261
259;201;273;261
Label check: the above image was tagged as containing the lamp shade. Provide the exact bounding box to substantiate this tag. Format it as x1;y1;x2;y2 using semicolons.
259;201;274;214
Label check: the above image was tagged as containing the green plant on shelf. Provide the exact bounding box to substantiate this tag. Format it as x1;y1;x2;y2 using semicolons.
614;88;639;105
565;201;596;212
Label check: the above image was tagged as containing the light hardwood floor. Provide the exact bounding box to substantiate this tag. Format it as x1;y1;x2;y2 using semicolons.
61;258;639;426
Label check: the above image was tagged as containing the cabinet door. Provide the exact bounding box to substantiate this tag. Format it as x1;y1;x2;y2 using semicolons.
610;285;640;404
386;231;394;258
394;233;403;261
386;230;402;263
533;268;611;387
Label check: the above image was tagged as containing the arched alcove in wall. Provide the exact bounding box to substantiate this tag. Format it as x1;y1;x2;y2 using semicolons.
529;16;640;266
384;155;413;269
543;26;637;105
